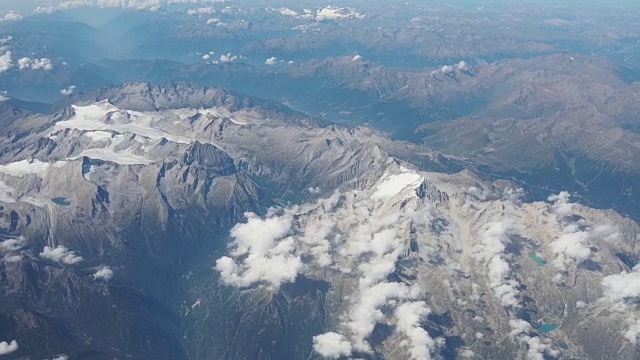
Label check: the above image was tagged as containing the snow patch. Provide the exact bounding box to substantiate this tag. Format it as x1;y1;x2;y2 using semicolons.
0;159;66;177
371;171;423;200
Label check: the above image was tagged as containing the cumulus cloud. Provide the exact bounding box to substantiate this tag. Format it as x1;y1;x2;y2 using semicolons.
187;6;215;15
0;237;26;263
93;265;114;280
206;17;224;25
315;6;364;21
0;340;18;355
265;56;277;65
3;254;22;262
276;6;364;21
312;332;352;359
18;57;53;70
1;11;23;21
439;61;468;75
342;282;424;353
508;319;558;359
625;319;640;345
277;7;298;16
0;51;12;73
474;220;521;308
60;85;76;95
600;266;640;344
35;0;231;13
395;301;440;360
548;191;574;216
215;212;299;289
40;245;83;264
0;237;26;252
550;228;591;270
217;168;440;358
219;52;238;63
459;349;475;358
545;192;606;274
52;355;68;360
601;266;640;310
352;54;362;61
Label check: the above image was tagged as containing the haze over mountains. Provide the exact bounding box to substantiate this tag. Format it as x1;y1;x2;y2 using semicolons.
0;1;638;360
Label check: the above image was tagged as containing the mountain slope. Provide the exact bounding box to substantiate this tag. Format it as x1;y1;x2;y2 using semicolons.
0;83;637;360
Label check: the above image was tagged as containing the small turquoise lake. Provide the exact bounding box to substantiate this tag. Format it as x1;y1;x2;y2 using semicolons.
529;253;547;266
537;323;558;333
51;197;71;206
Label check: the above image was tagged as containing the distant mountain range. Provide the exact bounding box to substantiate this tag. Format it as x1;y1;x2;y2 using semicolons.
0;83;637;359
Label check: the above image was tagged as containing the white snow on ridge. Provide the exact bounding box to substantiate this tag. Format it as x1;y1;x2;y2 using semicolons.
54;101;192;144
72;134;154;165
21;196;45;207
0;159;66;177
0;180;16;203
83;130;113;142
371;170;423;200
75;148;153;165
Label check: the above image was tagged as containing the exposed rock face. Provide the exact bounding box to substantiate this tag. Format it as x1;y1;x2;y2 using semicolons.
0;83;637;360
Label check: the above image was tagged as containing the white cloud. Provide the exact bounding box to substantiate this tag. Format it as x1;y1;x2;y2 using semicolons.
1;11;23;21
219;52;238;63
395;301;440;360
342;282;424;353
600;266;640;345
34;6;56;14
93;265;114;280
187;6;215;15
217;168;442;358
0;237;26;263
278;7;298;16
550;229;591;270
625;319;640;345
0;340;18;355
508;319;558;359
60;85;76;95
202;54;210;60
0;237;26;252
40;245;83;265
474;220;521;308
548;191;573;216
459;349;475;358
206;17;222;24
545;192;599;274
315;6;364;21
275;6;363;21
439;61;468;75
352;54;362;61
312;332;352;359
0;51;12;73
215;212;299;289
601;266;640;309
265;56;277;65
34;0;229;15
3;254;22;263
18;57;53;71
52;355;68;360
